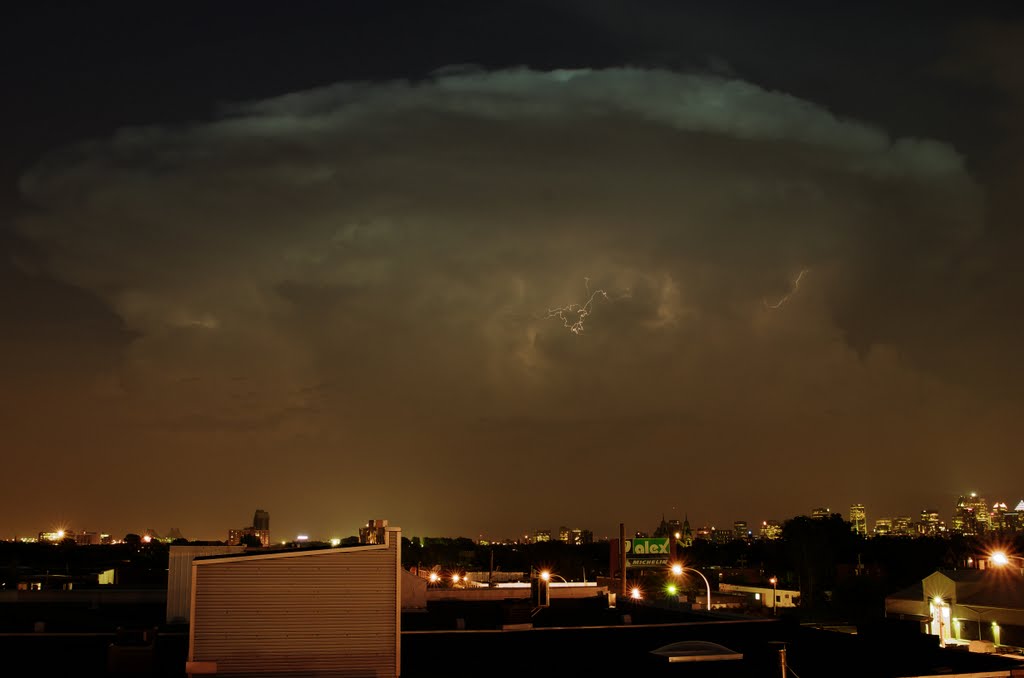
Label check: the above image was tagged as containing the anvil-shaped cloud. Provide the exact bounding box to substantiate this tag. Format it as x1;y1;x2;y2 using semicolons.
13;67;999;532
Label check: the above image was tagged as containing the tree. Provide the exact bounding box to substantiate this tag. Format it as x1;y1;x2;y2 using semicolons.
782;514;856;613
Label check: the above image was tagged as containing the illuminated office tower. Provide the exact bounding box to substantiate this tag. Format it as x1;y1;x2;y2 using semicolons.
734;520;750;542
892;516;913;536
849;504;867;536
991;502;1009;532
759;520;782;540
953;493;990;535
919;509;941;536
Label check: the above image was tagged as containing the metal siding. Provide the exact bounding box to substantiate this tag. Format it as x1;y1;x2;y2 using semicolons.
191;535;398;677
168;545;245;623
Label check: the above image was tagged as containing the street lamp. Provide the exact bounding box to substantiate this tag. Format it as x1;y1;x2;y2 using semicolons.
669;563;711;611
769;577;778;616
539;570;568;583
989;550;1024;570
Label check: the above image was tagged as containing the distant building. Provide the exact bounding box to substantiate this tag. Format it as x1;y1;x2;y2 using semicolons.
873;518;892;536
680;515;694;547
253;509;270;532
37;529;101;546
712;528;733;545
1005;507;1023;533
563;528;590;545
953;493;990;535
811;507;831;520
360;519;388;545
991;502;1009;532
74;531;101;546
919;509;941;536
534;530;551;543
228;509;271;547
228;527;270;547
558;526;570;542
734;521;750;542
892;516;913;536
759;520;782;540
849;504;867;536
654;516;683;540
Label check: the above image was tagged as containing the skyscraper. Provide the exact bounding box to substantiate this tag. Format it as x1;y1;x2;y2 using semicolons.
873;518;892;536
734;520;750;542
892;516;913;536
849;504;867;536
253;509;270;532
953;493;990;535
919;509;941;536
991;502;1008;532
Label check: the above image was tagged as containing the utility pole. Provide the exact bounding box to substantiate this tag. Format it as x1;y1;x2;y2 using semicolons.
619;523;627;598
768;641;787;678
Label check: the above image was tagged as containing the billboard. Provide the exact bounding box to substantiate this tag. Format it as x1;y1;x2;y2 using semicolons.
625;537;670;568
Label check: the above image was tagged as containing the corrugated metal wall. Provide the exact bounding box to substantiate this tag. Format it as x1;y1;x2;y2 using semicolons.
167;545;246;623
189;529;400;677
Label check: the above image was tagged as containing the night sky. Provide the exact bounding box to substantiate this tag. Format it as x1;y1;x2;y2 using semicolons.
3;3;1023;542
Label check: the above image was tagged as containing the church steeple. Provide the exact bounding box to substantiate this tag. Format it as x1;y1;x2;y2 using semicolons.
680;513;693;548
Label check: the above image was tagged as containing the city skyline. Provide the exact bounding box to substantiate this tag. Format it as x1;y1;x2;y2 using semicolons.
10;491;1024;544
2;5;1023;542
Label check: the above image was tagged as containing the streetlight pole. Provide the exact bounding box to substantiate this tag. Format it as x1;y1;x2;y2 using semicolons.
671;563;712;611
769;577;777;616
540;570;567;583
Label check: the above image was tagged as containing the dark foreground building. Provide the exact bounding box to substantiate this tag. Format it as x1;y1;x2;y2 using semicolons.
3;528;1023;677
2;604;1024;677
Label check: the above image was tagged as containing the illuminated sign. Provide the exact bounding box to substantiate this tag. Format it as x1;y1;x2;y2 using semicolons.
626;537;671;568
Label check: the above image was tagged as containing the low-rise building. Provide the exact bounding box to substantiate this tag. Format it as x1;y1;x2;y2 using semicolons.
188;526;402;676
885;569;1024;649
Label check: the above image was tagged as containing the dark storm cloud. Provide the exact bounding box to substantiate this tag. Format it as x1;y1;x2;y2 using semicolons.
0;229;136;398
13;66;1008;535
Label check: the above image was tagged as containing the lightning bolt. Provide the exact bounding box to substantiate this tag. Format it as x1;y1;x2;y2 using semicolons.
764;268;810;310
545;277;626;335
